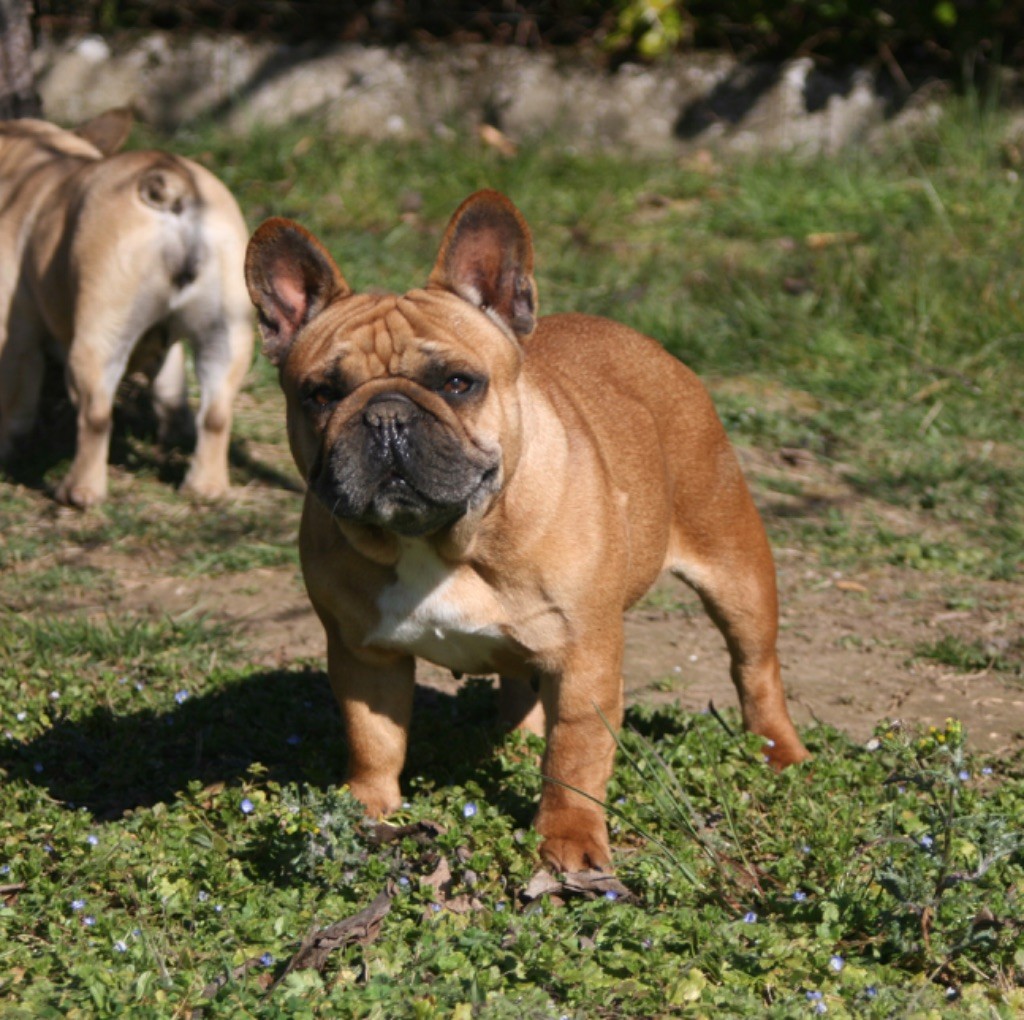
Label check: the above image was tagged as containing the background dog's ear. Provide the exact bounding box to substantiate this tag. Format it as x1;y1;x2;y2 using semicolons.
428;190;537;339
75;108;134;157
245;219;351;367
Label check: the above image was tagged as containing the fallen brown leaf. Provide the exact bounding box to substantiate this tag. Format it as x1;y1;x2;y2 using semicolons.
519;868;638;905
270;887;393;990
478;123;518;157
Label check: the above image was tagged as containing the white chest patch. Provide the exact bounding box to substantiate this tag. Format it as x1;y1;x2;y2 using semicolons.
366;541;510;674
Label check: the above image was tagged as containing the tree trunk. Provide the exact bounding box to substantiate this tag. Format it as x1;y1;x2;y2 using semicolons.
0;0;42;119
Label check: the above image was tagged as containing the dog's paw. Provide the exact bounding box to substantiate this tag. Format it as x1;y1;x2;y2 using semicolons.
54;476;105;509
536;807;612;872
764;737;812;770
180;469;229;502
347;778;403;820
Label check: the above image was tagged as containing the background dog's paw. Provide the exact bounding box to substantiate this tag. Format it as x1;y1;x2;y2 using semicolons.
180;469;229;502
54;476;105;509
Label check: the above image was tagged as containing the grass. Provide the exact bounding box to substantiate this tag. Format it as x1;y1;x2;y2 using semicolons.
1;97;1022;1014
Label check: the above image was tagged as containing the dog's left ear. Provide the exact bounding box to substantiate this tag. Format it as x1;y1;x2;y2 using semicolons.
428;190;537;339
245;218;351;367
75;108;134;157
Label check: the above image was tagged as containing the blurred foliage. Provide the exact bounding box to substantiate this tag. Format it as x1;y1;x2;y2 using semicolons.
29;1;1024;79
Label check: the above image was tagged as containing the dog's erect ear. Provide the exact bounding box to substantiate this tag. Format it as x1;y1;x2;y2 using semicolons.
75;108;134;157
428;190;537;339
245;218;351;367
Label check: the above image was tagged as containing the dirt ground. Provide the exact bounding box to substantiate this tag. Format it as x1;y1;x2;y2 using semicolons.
88;504;1022;761
18;416;1022;758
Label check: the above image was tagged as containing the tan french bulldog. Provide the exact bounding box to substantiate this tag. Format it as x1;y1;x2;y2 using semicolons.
245;190;809;871
0;109;253;507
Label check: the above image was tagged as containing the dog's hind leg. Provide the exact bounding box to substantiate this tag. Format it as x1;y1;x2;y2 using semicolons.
173;305;252;500
666;456;809;768
0;295;46;461
149;339;196;449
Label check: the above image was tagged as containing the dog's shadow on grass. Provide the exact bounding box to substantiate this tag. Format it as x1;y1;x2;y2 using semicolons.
3;374;300;496
0;669;533;825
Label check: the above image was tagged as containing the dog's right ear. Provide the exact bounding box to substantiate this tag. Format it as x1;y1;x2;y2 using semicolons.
75;108;134;157
245;219;351;367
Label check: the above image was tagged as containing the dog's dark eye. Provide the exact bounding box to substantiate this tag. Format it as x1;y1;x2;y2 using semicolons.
304;384;342;410
440;375;474;396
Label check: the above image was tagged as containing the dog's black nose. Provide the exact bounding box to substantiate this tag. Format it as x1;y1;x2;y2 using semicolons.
363;392;419;430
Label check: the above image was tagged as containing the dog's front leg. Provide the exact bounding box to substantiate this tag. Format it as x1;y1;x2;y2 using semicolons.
534;633;625;872
325;626;415;818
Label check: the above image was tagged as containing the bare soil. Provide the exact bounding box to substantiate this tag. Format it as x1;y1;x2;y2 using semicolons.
97;552;1019;755
14;419;1020;757
52;482;1021;760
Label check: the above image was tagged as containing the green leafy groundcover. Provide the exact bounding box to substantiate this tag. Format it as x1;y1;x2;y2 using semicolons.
1;649;1021;1017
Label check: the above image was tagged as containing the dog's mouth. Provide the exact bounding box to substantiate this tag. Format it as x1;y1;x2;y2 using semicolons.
309;395;500;536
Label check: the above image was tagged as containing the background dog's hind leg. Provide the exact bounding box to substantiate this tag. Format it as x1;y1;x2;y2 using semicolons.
174;300;253;501
0;297;47;462
149;339;195;449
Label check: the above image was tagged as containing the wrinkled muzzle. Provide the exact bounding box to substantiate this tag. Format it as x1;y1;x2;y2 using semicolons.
310;391;499;536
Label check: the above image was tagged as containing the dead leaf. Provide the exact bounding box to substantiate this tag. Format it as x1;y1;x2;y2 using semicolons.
268;887;393;992
519;868;638;905
193;956;265;1018
805;231;860;249
478;123;517;157
422;856;453;899
363;818;446;847
835;580;868;594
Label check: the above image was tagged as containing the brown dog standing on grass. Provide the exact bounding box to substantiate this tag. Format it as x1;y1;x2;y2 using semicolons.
0;109;253;507
245;189;809;871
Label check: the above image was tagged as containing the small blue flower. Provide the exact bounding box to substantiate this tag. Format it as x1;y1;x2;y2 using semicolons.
16;711;26;722
397;877;410;888
604;890;619;901
214;905;224;914
33;762;43;774
198;890;210;902
430;902;442;913
743;911;758;924
800;844;811;854
86;834;99;846
260;953;274;967
174;690;189;705
982;766;993;775
71;899;86;912
865;986;877;999
806;990;823;1001
286;734;302;746
462;802;478;819
43;843;54;855
49;690;60;701
793;890;807;902
813;1003;827;1016
83;916;96;927
240;798;255;815
113;940;128;953
920;835;934;849
0;864;9;875
495;901;506;912
829;955;844;972
958;769;970;782
134;682;145;692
